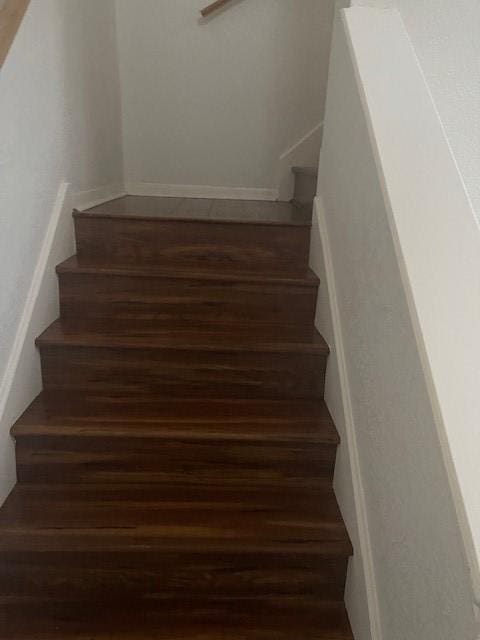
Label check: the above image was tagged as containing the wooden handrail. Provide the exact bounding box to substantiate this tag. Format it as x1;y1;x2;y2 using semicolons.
0;0;29;68
200;0;234;18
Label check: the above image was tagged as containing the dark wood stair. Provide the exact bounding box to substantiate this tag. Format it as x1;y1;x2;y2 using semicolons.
57;255;320;325
36;319;329;400
13;394;339;485
1;599;353;640
74;197;312;271
2;195;353;638
0;482;351;598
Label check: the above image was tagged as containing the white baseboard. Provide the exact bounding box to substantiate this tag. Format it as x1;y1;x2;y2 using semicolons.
277;122;323;201
0;182;75;505
313;195;382;640
125;182;278;202
74;182;126;211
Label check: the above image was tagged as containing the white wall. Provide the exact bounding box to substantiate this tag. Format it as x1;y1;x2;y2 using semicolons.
310;209;374;640
355;0;480;219
310;8;374;640
0;0;124;502
314;7;479;639
115;0;335;196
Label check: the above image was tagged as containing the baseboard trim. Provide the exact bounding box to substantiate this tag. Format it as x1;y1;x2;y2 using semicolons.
0;182;75;504
125;182;278;202
314;195;383;640
74;183;126;211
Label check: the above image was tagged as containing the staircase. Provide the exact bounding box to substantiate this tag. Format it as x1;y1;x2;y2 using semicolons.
0;176;354;638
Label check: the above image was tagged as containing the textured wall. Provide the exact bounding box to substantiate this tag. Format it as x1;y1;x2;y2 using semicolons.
316;9;478;639
394;0;480;218
0;0;124;497
115;0;334;191
353;0;480;220
310;211;373;640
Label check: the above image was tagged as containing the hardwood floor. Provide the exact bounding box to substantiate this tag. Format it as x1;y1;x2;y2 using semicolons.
13;395;339;485
57;255;320;325
82;195;312;224
74;206;312;270
1;599;353;639
2;195;353;638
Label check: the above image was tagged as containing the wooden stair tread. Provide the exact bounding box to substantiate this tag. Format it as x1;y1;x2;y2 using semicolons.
0;598;354;639
74;206;311;272
57;255;319;326
37;319;329;355
12;393;336;422
76;195;312;226
12;393;340;445
12;395;339;487
0;483;352;556
57;255;320;287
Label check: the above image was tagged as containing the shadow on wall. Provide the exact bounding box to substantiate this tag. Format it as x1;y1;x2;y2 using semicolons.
0;0;124;506
257;0;335;195
57;0;123;193
115;0;334;193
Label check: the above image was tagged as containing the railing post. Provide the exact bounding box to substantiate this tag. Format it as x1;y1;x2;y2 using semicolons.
200;0;235;18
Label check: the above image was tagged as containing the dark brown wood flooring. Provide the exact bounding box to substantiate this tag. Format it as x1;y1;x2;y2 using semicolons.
1;196;353;638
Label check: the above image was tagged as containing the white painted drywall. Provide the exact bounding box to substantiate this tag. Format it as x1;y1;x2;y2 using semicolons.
356;0;480;219
315;7;479;639
310;204;376;640
115;0;334;195
309;8;375;640
0;0;124;502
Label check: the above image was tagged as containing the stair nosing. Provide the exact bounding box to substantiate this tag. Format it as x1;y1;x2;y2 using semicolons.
11;422;339;445
56;257;320;288
36;337;329;355
73;209;312;229
35;321;330;356
11;393;340;440
0;536;353;558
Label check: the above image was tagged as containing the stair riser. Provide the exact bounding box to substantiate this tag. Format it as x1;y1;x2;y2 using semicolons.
39;346;327;400
74;217;311;272
58;272;318;325
294;173;317;206
0;600;353;640
15;436;337;484
0;553;348;600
